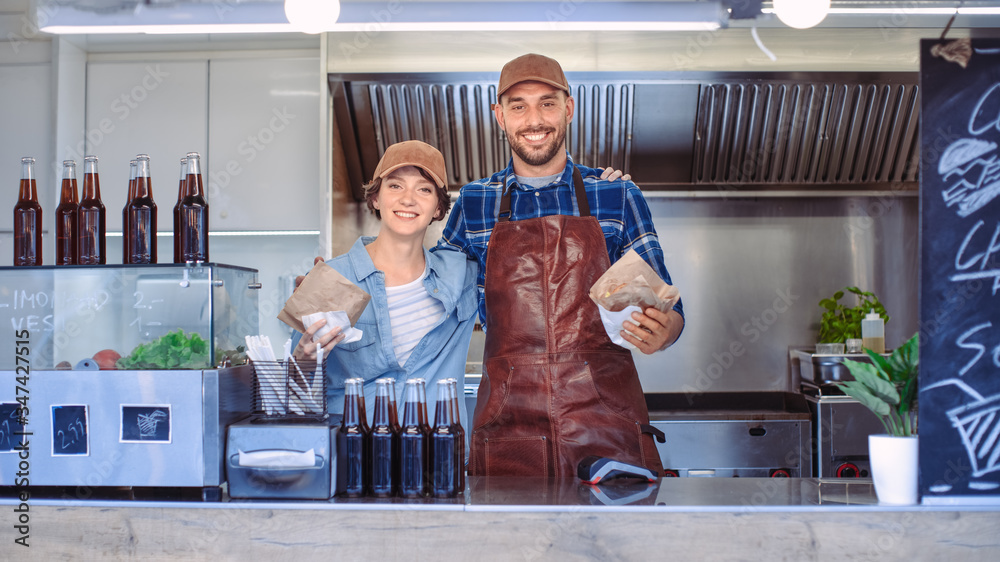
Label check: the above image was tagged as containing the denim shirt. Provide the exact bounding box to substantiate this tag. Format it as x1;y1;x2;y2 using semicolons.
291;237;479;423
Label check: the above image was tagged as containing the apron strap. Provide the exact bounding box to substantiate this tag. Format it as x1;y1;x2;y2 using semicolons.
572;167;591;217
498;166;591;222
641;423;666;444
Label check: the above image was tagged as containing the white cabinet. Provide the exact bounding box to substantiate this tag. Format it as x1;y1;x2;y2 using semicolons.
85;60;209;231
83;57;320;233
0;64;53;231
207;57;320;231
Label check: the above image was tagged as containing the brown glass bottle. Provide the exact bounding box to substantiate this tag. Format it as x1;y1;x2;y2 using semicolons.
369;379;399;498
13;157;42;266
172;157;186;263
447;378;466;493
399;379;429;498
77;156;107;265
430;380;458;498
122;159;136;263
336;379;370;497
384;377;402;494
125;154;157;264
55;160;79;265
177;152;209;263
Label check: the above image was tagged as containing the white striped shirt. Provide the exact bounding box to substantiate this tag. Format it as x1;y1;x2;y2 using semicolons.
385;268;445;366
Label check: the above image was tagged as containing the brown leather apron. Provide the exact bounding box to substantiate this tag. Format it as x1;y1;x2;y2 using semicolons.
469;167;664;477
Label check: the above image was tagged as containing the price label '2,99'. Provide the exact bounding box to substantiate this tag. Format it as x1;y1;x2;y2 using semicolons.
51;405;89;456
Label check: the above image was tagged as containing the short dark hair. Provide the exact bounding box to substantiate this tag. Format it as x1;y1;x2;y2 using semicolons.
363;166;451;222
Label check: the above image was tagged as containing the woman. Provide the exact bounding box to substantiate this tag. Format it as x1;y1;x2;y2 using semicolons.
293;140;477;420
293;140;630;420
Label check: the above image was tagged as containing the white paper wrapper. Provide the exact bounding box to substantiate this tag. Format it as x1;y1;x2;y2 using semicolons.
597;304;642;350
302;310;363;344
589;250;681;349
238;448;316;468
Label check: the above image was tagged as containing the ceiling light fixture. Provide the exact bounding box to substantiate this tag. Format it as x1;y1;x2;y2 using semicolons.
328;1;728;32
284;0;341;34
37;1;728;34
771;0;831;29
38;1;298;34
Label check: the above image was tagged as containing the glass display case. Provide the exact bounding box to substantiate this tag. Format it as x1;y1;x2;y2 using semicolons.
0;263;259;370
0;263;259;499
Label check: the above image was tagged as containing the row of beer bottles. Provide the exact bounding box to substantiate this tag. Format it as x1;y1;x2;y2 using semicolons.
13;153;209;266
337;377;466;499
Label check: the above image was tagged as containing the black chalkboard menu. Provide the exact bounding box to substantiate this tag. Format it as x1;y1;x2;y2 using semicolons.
919;38;1000;503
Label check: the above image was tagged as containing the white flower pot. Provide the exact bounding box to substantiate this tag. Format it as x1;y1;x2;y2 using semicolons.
868;434;919;505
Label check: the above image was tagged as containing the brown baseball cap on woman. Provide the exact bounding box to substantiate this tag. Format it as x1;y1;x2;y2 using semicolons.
371;140;447;189
497;53;571;102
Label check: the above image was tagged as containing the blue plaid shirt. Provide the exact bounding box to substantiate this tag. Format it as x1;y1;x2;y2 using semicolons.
435;154;684;330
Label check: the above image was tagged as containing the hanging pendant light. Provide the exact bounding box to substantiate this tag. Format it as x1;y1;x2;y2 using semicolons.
772;0;830;29
284;0;341;34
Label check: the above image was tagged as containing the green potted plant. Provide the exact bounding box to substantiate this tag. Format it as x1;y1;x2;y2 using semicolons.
818;286;889;352
839;333;919;504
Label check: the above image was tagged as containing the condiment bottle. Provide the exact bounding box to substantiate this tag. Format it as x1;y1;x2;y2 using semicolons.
122;159;137;263
447;378;466;493
861;310;886;354
369;378;399;498
55;160;80;265
77;155;107;265
177;152;209;263
172;157;186;263
399;379;429;498
125;154;157;264
13;157;42;266
430;380;459;498
336;378;370;497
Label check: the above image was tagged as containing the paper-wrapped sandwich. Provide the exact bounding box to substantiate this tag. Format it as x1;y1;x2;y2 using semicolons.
589;249;681;349
278;260;371;344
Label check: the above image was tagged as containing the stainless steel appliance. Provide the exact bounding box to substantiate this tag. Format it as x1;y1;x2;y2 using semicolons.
791;349;886;478
647;392;812;478
0;366;252;500
464;377;813;478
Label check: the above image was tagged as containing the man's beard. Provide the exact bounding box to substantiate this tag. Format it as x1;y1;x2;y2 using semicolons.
505;123;567;168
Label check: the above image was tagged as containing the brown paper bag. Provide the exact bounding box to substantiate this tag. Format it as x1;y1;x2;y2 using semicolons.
589;249;680;313
278;261;371;333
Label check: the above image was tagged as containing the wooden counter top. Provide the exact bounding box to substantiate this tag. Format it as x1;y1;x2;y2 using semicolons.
3;478;999;560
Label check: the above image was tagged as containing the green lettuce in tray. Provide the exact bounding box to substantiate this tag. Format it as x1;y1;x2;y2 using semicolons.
116;329;211;370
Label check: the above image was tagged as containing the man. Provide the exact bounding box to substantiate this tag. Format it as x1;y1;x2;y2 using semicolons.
437;53;684;477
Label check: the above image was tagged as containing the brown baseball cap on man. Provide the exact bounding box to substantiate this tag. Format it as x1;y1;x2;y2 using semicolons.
371;140;447;189
497;53;571;102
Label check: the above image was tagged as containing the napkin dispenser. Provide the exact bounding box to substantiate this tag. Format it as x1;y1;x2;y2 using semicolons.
226;417;339;499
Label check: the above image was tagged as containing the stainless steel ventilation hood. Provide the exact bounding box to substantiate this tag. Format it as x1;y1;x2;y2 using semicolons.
329;71;919;198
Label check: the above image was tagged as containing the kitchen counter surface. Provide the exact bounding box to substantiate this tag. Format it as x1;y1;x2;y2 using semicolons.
3;478;999;560
5;476;999;511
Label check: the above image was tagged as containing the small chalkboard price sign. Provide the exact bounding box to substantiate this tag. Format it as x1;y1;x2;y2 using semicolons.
0;403;27;453
50;405;89;456
920;38;1000;503
120;405;171;443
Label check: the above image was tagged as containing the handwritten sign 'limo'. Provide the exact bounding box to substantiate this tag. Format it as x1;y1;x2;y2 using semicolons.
920;38;1000;503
